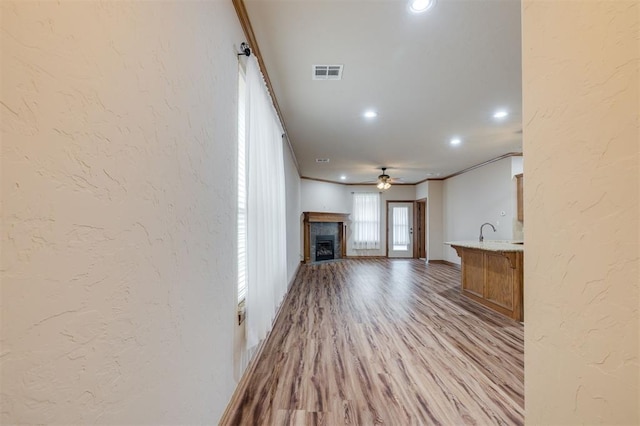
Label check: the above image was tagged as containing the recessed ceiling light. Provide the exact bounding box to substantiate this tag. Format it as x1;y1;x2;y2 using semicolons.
340;175;346;180
363;110;378;119
409;0;436;13
493;110;509;119
450;137;462;146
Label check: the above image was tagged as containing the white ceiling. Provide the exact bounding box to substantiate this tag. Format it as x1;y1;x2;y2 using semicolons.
244;0;522;184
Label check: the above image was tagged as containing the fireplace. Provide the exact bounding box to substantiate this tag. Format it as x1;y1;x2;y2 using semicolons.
315;235;335;261
302;212;350;264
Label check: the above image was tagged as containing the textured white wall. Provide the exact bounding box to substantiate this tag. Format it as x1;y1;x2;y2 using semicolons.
415;181;428;201
511;156;523;177
442;158;516;264
300;179;350;213
425;181;444;261
523;1;639;423
1;1;244;423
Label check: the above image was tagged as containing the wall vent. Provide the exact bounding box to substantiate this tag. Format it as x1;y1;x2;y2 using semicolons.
315;158;330;163
312;65;343;80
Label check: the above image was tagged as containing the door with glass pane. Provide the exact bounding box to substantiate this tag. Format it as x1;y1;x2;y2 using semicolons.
388;202;414;258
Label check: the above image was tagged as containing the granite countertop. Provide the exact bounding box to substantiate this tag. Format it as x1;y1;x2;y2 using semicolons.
446;240;524;252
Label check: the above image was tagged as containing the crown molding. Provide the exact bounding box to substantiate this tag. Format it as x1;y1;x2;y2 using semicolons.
300;176;415;186
415;152;523;184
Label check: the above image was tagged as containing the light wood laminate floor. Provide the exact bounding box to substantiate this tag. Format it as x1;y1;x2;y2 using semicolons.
222;259;524;425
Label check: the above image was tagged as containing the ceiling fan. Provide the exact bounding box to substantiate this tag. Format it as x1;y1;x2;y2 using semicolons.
360;166;406;188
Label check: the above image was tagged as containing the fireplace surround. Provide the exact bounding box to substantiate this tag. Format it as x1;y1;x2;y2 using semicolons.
302;212;350;264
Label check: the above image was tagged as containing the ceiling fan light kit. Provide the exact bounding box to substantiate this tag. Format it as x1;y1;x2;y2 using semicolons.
377;167;392;190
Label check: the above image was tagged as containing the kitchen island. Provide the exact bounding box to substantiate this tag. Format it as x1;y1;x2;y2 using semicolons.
447;241;524;321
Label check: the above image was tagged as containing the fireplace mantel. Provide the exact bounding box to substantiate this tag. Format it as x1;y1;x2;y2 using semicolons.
303;212;350;264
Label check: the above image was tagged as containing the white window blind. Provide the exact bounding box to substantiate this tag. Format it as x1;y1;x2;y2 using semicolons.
352;192;380;249
237;67;247;304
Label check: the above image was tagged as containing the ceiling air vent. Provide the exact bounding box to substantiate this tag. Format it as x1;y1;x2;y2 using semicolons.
315;158;330;163
313;65;343;80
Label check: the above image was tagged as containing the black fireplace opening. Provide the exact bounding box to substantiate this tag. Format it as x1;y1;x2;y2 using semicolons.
315;235;335;261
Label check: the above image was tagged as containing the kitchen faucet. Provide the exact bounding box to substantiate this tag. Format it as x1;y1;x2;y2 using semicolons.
479;222;496;242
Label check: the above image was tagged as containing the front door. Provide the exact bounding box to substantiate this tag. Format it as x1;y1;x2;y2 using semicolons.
388;202;414;258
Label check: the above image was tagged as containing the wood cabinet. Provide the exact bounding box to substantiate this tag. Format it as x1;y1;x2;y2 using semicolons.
451;245;524;321
516;173;523;222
